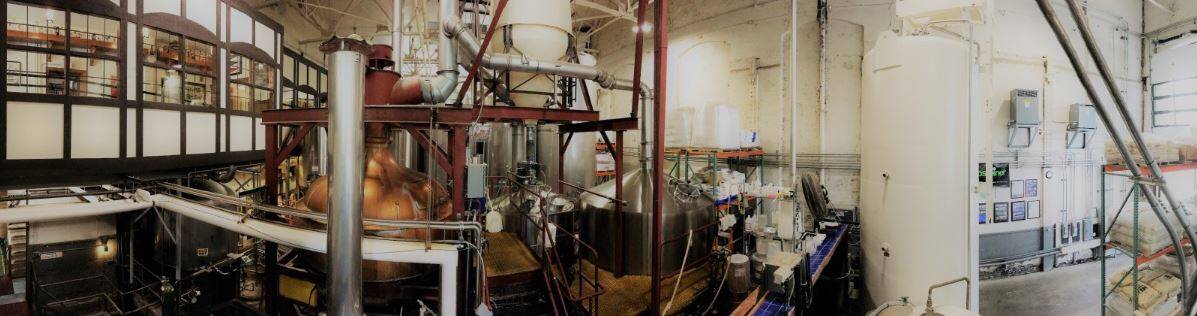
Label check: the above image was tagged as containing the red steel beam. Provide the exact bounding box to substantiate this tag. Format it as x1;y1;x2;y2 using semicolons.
264;124;279;204
559;117;639;133
406;129;452;172
455;0;510;106
614;131;625;278
650;0;669;312
271;124;315;167
448;127;468;215
262;106;599;125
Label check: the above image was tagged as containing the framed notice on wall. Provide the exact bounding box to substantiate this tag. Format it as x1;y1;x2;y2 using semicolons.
979;203;988;224
994;202;1010;223
1026;179;1039;198
1028;200;1041;219
1010;180;1025;199
1011;201;1027;221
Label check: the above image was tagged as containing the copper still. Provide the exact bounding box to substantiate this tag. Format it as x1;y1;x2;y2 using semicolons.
296;45;453;281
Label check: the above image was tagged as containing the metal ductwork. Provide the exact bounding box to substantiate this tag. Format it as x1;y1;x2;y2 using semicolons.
445;19;647;95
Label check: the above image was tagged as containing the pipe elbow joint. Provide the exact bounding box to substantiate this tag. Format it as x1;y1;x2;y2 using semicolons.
421;71;460;104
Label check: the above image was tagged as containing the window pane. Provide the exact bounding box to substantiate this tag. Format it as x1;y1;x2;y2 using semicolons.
253;60;273;87
297;91;316;108
69;56;119;98
184;73;214;107
6;50;67;94
282;85;294;108
298;63;308;86
69;13;119;57
229;83;252;111
283;55;294;81
185;39;216;73
229;54;250;83
142;28;181;66
254;88;273;113
6;3;67;49
143;66;181;103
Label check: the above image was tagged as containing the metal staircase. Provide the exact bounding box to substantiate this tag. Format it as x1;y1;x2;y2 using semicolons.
6;223;28;278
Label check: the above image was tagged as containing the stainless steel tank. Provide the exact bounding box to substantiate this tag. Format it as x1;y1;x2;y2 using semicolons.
580;169;713;275
486;123;518;178
536;124;597;189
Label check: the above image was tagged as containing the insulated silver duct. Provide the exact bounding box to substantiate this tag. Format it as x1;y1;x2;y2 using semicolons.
444;20;650;96
320;37;370;316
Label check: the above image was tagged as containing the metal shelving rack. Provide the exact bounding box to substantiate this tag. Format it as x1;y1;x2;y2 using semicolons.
1100;161;1197;316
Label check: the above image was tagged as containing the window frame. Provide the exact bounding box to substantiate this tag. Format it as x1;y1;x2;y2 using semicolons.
5;2;123;100
1152;76;1197;128
140;26;218;108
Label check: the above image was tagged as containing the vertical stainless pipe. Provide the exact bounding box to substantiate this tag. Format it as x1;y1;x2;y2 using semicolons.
1033;1;1191;312
320;37;370;316
392;0;404;73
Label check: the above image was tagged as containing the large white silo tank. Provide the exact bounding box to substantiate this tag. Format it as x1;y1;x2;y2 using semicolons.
860;33;972;308
494;0;571;107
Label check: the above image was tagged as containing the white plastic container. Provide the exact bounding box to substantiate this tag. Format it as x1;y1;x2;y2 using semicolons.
861;32;972;307
493;0;571;107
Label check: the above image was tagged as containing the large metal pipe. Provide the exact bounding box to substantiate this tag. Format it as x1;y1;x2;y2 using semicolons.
145;194;461;316
321;37;370;316
1034;0;1191;311
445;20;648;95
392;0;404;74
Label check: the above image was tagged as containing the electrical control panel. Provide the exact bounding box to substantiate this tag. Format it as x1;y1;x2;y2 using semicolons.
466;163;487;198
1069;104;1098;130
1010;89;1041;125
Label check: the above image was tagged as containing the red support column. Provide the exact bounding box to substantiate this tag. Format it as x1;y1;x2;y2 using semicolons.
262;124;280;315
614;131;625;278
650;0;670;313
449;127;468;216
264;124;279;205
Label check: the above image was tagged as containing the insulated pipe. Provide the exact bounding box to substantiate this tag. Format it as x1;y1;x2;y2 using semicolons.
789;1;799;185
1062;0;1197;308
1034;1;1191;311
146;194;461;316
445;20;649;96
419;0;460;104
392;0;404;74
0;199;151;222
321;37;370;316
0;194;463;316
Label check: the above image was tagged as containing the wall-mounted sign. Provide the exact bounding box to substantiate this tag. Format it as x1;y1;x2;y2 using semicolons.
979;203;988;224
1012;201;1027;221
1025;179;1039;198
1028;200;1041;219
994;202;1010;223
39;251;63;260
979;163;1011;186
1011;180;1025;199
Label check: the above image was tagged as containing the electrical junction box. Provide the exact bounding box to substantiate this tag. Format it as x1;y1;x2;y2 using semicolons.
1069;104;1098;130
467;163;487;198
1010;89;1041;125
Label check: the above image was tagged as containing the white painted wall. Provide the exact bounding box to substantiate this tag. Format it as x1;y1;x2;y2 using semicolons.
588;0;1144;237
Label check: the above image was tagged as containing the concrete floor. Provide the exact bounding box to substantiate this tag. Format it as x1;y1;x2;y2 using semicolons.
980;255;1130;316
